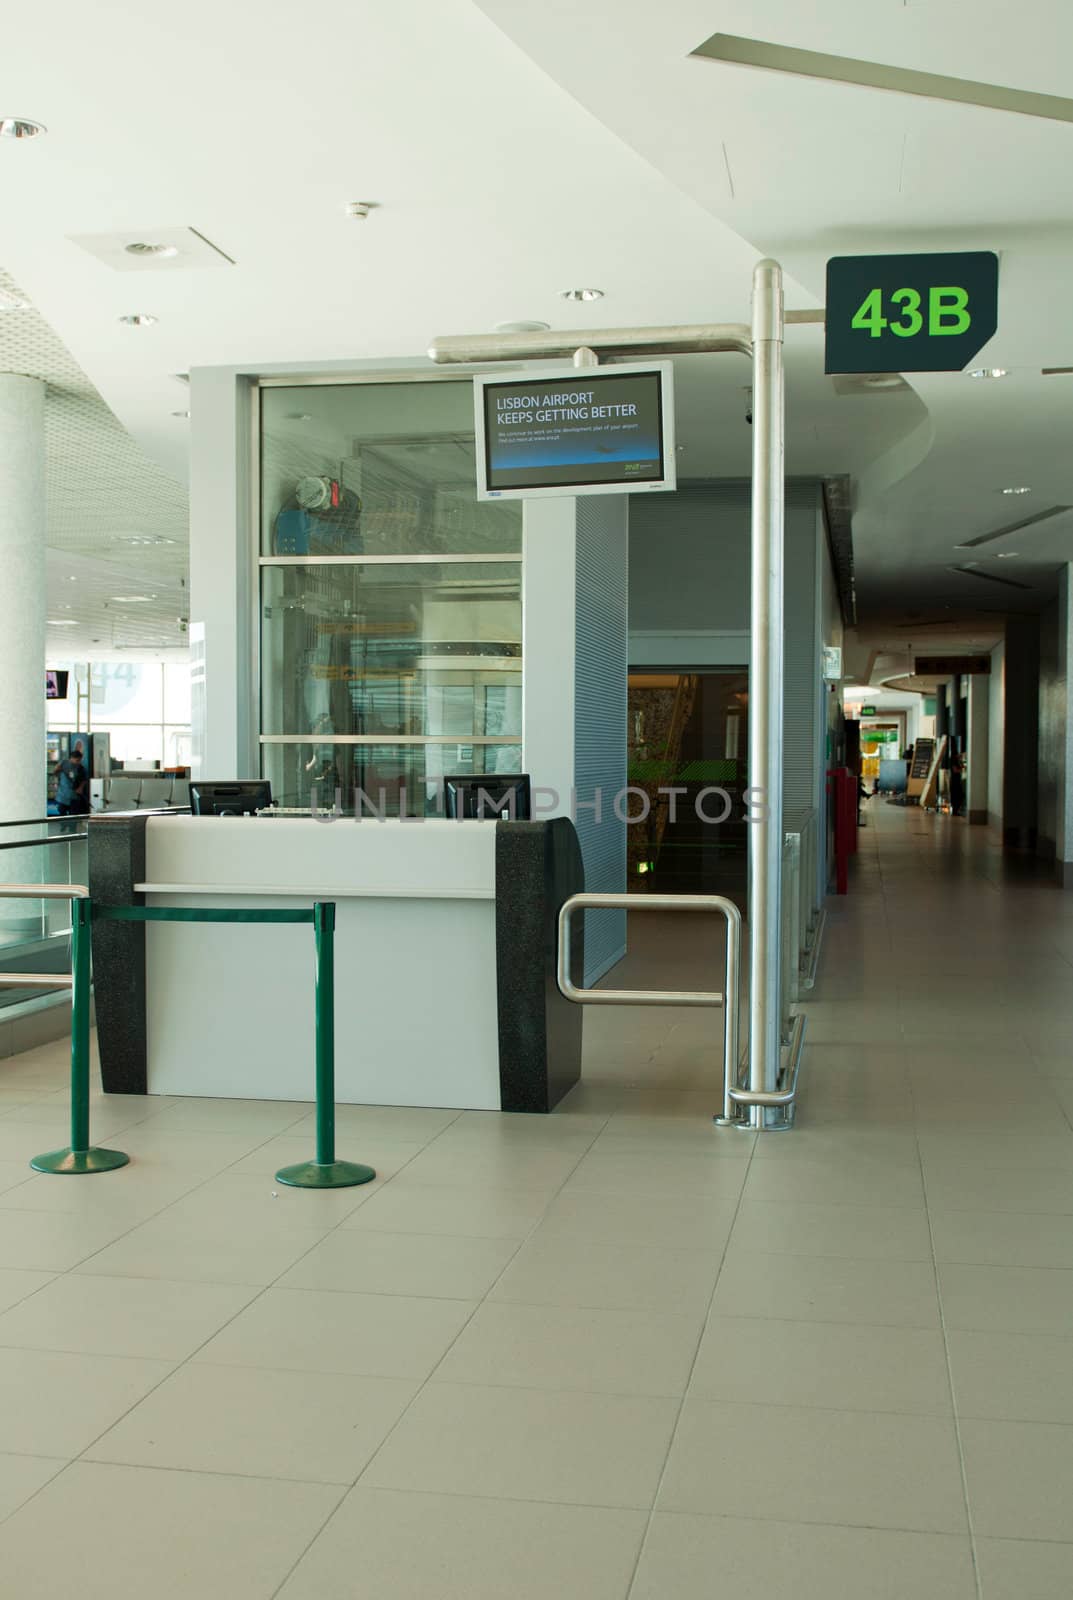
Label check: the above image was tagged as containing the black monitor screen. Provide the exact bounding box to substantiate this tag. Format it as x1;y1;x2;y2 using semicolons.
476;363;674;498
444;775;532;821
46;670;69;700
188;780;272;817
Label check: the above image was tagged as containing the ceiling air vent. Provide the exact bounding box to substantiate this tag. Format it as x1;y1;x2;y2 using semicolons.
956;505;1072;550
689;33;1073;124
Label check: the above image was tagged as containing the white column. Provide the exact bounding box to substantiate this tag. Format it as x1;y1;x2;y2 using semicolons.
966;675;990;825
0;375;46;823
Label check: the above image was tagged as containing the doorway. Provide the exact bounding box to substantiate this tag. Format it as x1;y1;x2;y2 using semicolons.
626;669;749;903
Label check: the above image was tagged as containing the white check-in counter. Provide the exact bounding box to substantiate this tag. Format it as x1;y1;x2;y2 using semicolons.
88;812;584;1112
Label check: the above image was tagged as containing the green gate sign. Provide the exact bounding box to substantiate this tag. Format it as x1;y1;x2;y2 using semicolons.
825;251;998;374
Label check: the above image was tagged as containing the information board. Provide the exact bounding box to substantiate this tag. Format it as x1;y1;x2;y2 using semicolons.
825;251;998;374
474;362;675;500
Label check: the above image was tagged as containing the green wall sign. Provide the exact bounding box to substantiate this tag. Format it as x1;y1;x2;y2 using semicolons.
825;251;998;374
862;705;877;716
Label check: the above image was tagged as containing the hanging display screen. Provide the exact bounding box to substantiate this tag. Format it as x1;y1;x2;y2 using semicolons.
474;362;675;500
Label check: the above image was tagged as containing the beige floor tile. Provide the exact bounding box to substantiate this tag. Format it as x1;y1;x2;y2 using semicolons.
743;1156;925;1208
490;1234;720;1314
278;1228;518;1299
153;1170;373;1230
976;1537;1073;1599
387;1142;585;1192
0;1461;342;1598
89;1124;273;1172
137;1097;311;1134
939;1262;1073;1336
301;1103;462;1141
750;1125;920;1167
0;1163;32;1197
534;1187;738;1251
918;1131;1073;1170
0;1272;259;1359
343;1181;549;1239
194;1286;474;1379
632;1513;976;1600
436;1300;703;1396
659;1399;967;1533
0;1208;136;1272
0;1267;54;1315
948;1329;1073;1423
88;1362;416;1484
961;1416;1073;1540
362;1381;678;1509
730;1199;932;1261
73;1214;328;1286
923;1162;1073;1214
691;1316;952;1414
0;1167;202;1219
932;1208;1073;1269
0;1453;68;1523
0;1346;173;1456
561;1147;748;1198
277;1487;645;1600
712;1249;941;1328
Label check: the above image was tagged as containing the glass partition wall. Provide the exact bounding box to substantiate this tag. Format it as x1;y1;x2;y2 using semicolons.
259;379;522;814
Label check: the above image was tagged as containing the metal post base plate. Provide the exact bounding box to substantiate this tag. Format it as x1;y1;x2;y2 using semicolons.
274;1160;376;1190
30;1147;131;1175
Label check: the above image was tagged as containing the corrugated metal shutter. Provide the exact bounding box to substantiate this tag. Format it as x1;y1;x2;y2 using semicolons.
575;497;628;983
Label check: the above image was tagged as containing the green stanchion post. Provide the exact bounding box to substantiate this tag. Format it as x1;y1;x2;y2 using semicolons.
31;898;130;1176
275;901;375;1190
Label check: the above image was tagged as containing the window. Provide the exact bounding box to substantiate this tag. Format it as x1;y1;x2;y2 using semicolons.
259;380;522;813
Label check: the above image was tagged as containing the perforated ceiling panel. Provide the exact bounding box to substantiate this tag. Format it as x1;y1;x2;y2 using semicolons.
0;268;189;657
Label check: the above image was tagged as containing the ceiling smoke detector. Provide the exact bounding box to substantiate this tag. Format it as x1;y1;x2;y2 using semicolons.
124;242;179;259
0;118;46;140
343;201;377;219
118;313;158;327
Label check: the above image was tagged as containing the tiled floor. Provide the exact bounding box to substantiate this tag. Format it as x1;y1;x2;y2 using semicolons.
0;802;1072;1595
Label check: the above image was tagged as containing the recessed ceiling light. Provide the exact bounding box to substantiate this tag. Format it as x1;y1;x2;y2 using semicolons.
1001;486;1031;495
47;619;78;626
118;313;158;327
968;367;1008;379
494;320;551;334
124;242;179;259
171;410;190;418
342;201;377;219
111;595;157;603
0;287;28;312
559;288;604;302
65;575;77;582
996;551;1020;558
0;118;46;140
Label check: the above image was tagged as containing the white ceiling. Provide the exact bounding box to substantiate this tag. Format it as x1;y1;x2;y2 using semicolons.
1;0;1071;640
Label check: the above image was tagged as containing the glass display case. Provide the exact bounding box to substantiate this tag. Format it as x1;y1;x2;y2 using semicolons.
259;380;522;813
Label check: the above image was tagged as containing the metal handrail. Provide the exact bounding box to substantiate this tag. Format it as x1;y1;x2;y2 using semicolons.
556;890;803;1129
0;834;88;851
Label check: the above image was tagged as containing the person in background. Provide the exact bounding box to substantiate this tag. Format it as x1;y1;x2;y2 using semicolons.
54;741;90;817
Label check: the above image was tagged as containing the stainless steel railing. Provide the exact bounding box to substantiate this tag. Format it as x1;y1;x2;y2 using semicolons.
556;891;800;1131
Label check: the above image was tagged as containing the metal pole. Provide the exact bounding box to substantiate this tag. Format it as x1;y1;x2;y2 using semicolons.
747;259;786;1127
314;899;335;1166
721;901;743;1124
70;895;91;1153
275;900;375;1189
30;895;130;1175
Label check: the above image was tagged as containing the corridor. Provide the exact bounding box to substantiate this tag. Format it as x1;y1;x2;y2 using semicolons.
0;802;1070;1596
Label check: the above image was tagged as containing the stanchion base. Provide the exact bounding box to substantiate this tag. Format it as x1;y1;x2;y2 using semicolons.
274;1159;376;1190
30;1147;131;1176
